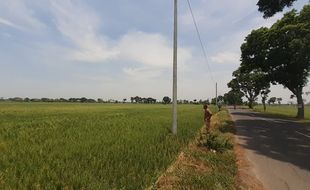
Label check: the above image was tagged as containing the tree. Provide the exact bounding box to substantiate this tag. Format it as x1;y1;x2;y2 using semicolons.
133;96;141;103
224;90;244;106
9;97;24;102
41;98;51;102
228;68;270;109
268;97;277;105
162;96;171;104
257;0;297;18
241;5;310;118
123;98;127;103
59;98;68;102
261;89;270;111
217;95;224;103
86;99;96;103
147;97;156;104
277;97;283;104
80;97;87;103
211;98;216;105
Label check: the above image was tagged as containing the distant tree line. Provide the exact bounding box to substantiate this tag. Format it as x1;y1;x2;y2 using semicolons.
1;96;216;105
0;97;101;103
130;96;157;104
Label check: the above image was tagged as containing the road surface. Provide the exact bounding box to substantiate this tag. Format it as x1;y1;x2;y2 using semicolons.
230;108;310;190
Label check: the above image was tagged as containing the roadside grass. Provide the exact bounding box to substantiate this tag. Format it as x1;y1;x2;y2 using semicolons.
0;103;216;189
254;105;310;123
155;108;238;190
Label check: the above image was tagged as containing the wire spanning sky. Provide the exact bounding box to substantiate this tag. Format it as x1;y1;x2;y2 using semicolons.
0;0;309;102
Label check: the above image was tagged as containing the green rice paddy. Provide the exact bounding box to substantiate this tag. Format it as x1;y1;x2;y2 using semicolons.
0;103;213;189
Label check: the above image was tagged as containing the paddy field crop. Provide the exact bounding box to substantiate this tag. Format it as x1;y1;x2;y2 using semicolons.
254;105;310;121
0;103;214;189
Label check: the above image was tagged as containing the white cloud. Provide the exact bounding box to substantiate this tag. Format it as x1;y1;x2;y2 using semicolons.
1;0;308;101
118;31;192;68
118;31;172;67
50;0;193;79
181;0;255;32
0;17;24;30
211;52;240;64
0;0;45;31
50;0;118;63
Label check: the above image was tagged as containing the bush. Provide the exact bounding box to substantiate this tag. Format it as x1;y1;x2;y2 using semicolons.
203;132;233;153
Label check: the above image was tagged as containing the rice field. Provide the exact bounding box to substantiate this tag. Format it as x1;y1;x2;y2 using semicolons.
254;105;310;120
0;103;213;189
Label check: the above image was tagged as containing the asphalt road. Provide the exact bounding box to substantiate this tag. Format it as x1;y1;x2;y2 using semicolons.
230;108;310;190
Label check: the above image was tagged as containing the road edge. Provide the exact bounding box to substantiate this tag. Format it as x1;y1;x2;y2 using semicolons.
229;108;264;190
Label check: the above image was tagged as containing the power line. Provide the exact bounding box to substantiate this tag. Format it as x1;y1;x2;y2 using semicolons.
186;0;215;84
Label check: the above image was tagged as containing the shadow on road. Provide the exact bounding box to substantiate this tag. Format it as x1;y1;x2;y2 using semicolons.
231;110;310;171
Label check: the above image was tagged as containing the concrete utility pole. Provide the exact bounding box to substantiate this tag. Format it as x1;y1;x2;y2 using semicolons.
172;0;178;135
216;82;218;106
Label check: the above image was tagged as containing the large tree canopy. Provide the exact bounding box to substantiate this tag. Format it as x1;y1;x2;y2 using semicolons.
228;68;270;109
257;0;297;18
241;5;310;118
224;90;244;106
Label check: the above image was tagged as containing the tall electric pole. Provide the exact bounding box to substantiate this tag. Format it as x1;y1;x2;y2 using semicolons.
216;82;218;107
172;0;178;135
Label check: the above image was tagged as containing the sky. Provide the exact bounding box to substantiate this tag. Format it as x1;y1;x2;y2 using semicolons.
0;0;309;103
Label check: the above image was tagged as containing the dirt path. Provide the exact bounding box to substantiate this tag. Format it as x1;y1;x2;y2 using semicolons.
230;108;310;190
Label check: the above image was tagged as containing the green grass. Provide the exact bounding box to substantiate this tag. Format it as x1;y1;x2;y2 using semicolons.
254;105;310;122
195;109;237;189
0;103;214;189
155;108;237;190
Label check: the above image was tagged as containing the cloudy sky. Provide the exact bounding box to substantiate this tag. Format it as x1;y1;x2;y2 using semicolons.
0;0;309;102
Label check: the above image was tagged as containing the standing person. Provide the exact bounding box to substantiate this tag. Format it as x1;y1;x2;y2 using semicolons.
203;104;212;132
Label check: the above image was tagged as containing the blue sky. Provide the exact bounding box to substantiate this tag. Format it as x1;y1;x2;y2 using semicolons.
0;0;309;102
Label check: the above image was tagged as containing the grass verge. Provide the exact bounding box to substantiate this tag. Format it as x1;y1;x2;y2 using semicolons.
154;108;238;190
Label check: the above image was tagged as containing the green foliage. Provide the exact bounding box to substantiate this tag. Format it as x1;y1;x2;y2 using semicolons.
202;110;235;153
0;103;208;189
257;0;297;18
184;151;237;190
277;97;283;104
224;90;244;105
241;5;310;118
204;133;233;153
162;96;171;104
268;97;277;105
159;109;237;190
228;68;270;109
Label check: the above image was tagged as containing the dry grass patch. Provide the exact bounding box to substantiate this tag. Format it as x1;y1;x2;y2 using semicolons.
235;143;263;190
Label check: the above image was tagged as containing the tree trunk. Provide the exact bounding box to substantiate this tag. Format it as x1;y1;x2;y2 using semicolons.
263;102;266;112
296;92;304;119
248;100;253;109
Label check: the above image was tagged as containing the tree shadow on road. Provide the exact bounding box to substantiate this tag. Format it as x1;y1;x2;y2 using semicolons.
232;111;310;171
